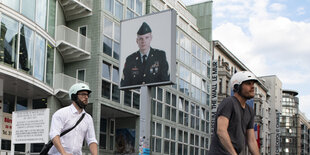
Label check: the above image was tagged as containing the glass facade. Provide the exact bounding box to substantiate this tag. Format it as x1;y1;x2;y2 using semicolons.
0;14;54;85
3;0;48;30
177;30;211;106
280;90;299;155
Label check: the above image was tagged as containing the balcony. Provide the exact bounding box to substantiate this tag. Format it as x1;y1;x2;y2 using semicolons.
56;25;91;63
0;65;53;99
59;0;92;21
54;73;88;105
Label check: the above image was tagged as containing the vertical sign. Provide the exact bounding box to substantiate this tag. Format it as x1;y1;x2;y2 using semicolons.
275;112;280;154
211;60;218;135
1;113;12;140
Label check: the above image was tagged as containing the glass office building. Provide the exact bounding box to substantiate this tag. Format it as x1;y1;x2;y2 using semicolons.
280;90;299;155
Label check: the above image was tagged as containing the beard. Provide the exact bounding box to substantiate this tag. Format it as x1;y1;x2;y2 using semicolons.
240;91;254;100
76;98;87;109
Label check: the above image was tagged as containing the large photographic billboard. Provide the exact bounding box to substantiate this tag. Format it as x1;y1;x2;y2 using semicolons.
119;9;177;89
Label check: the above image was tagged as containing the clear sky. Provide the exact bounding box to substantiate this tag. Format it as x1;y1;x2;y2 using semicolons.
182;0;310;118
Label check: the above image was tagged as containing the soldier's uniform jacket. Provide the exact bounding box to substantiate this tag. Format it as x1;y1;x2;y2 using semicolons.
121;47;169;87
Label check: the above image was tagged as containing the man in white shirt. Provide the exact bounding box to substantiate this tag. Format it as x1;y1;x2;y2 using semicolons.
48;83;98;155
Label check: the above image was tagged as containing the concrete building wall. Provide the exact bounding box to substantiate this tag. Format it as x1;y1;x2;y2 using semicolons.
260;75;282;155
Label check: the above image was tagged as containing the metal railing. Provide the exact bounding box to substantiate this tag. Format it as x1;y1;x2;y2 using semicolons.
54;73;88;91
56;25;91;52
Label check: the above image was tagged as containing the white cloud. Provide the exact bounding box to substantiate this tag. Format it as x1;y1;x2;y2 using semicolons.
297;7;305;15
269;3;286;12
299;94;310;118
213;23;268;74
213;0;310;88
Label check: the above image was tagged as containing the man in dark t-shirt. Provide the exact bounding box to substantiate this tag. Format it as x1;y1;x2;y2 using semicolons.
209;71;260;155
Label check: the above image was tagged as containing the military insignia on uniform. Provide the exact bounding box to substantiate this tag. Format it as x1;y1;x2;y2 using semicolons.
150;61;159;74
131;67;139;76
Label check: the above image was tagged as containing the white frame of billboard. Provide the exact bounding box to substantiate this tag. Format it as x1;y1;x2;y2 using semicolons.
119;9;177;89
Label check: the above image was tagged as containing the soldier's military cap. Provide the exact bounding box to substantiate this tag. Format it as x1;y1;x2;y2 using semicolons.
137;22;152;35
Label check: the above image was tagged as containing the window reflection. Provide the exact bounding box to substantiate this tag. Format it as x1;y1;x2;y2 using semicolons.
115;1;123;20
46;43;54;86
113;42;120;60
2;0;20;12
36;0;47;29
21;0;35;20
136;0;142;15
34;35;46;81
105;0;114;14
16;96;27;111
103;36;112;56
3;93;15;114
103;18;120;60
0;15;19;68
19;25;34;73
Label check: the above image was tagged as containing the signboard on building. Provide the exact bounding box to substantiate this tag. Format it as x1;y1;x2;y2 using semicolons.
211;60;218;135
119;9;177;89
275;112;281;154
1;113;12;140
12;108;50;144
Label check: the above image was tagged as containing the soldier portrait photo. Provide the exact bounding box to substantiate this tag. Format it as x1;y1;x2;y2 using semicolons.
120;22;170;87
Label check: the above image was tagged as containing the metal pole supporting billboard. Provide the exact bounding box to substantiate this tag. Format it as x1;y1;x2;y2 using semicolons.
139;86;151;155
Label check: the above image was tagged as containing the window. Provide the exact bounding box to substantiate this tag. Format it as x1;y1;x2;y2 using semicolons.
126;0;143;19
77;69;86;82
32;98;47;109
36;0;47;29
103;18;120;60
79;26;87;36
124;89;140;109
152;122;163;153
0;15;19;68
3;93;15;114
109;119;115;150
48;0;56;37
34;34;46;81
1;139;11;150
2;0;19;11
21;0;35;20
105;0;124;20
100;117;107;149
136;0;142;15
105;0;114;13
115;1;123;20
152;93;163;118
19;24;34;74
16;96;27;111
46;42;54;86
101;61;120;102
